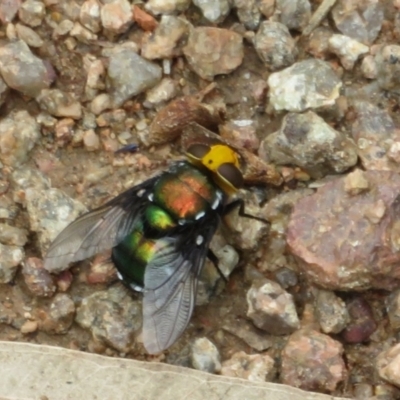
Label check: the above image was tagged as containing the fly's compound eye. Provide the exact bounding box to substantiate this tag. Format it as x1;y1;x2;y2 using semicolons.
186;144;210;161
217;163;244;190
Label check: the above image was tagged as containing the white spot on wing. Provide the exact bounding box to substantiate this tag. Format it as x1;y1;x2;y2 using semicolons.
148;193;154;202
117;271;123;280
196;235;204;245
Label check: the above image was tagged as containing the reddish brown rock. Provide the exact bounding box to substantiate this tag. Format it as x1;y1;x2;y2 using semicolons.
56;270;73;292
341;297;377;343
219;120;260;152
281;329;346;392
85;252;117;285
22;257;56;298
133;5;158;31
287;169;400;291
38;294;75;334
183;27;243;80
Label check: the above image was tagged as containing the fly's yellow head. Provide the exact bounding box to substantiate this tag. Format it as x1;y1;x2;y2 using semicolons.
186;143;243;195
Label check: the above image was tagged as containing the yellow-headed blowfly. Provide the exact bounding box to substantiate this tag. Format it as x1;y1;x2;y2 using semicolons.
44;142;267;354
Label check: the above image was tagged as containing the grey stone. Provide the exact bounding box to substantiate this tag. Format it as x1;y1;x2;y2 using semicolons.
18;0;45;27
76;286;142;353
107;49;162;107
247;279;300;335
141;16;188;60
386;289;400;331
24;186;87;266
254;21;298;71
15;23;44;47
275;0;311;31
375;45;400;91
145;0;191;15
36;89;82;119
0;40;52;97
193;0;231;23
332;0;383;45
268;59;342;112
351;101;400;172
0;110;40;167
0;223;28;247
328;34;369;70
261;111;358;179
190;337;221;373
0;244;24;283
232;0;261;30
315;290;350;334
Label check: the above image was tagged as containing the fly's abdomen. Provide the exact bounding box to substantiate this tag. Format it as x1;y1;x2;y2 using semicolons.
112;204;177;288
145;204;176;231
112;229;147;287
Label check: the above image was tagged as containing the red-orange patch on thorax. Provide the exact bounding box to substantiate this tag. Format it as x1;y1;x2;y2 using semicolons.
153;164;221;221
155;178;207;220
178;169;215;202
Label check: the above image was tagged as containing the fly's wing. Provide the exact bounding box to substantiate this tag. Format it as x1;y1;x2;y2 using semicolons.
142;217;219;354
44;177;159;271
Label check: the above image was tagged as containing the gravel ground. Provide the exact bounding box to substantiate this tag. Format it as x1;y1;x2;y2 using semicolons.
2;0;400;398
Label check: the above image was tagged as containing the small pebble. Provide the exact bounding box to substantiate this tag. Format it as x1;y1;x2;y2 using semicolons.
22;257;56;298
183;27;244;80
190;337;221;373
328;34;369;70
101;0;133;34
247;279;300;335
221;351;275;382
20;320;39;334
18;0;45;27
314;290;350;334
83;129;100;151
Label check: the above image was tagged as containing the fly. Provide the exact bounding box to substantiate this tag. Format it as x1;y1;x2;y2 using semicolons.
44;142;266;354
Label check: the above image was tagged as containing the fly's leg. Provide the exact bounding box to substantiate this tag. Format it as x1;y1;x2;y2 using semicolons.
223;199;269;223
209;200;268;282
207;249;228;282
